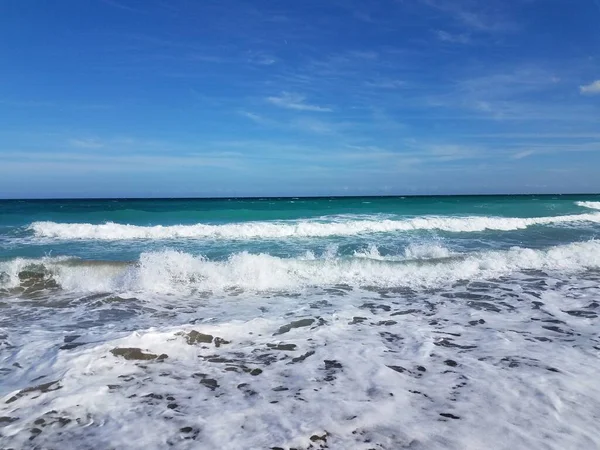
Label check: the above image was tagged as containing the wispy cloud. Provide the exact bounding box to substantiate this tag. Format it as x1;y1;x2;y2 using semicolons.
267;92;332;112
68;138;105;149
290;118;338;135
238;111;272;125
1;150;245;172
365;79;405;89
436;30;471;44
246;51;276;66
422;0;516;33
511;150;535;160
580;80;600;95
424;66;574;120
101;0;144;13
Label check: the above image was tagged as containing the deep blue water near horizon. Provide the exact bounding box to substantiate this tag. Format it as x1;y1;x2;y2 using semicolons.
2;194;600;448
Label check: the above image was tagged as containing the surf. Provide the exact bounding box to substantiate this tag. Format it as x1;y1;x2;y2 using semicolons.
27;211;600;240
2;240;599;294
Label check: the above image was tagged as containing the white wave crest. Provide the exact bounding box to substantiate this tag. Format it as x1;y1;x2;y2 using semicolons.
352;242;451;261
28;212;600;240
3;240;600;294
576;201;600;211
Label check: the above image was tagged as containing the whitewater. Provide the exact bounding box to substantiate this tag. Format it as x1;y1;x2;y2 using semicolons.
27;210;600;240
1;195;600;449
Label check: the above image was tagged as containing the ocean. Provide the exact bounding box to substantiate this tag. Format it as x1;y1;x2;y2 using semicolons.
1;195;600;449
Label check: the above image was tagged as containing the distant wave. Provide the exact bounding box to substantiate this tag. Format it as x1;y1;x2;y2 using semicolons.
577;201;600;211
27;212;600;240
2;240;599;294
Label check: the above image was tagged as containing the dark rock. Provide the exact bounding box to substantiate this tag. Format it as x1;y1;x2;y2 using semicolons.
434;338;476;350
387;365;406;373
267;343;297;351
111;348;159;361
380;332;402;343
180;427;194;433
310;432;328;442
290;351;315;364
468;319;486;326
182;330;214;345
143;393;163;400
60;343;86;350
563;310;597;318
390;309;419;316
274;318;315;336
29;427;42;440
167;403;178;409
200;378;219;390
57;417;71;427
440;413;460;420
377;320;398;326
349;316;367;325
250;368;263;376
0;416;18;425
542;325;572;335
206;357;234;363
444;360;457;367
214;337;231;347
6;380;62;404
324;360;342;370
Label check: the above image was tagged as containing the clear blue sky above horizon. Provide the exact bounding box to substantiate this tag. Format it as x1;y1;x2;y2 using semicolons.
1;0;599;198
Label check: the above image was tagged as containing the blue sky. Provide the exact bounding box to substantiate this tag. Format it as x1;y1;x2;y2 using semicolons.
1;0;599;198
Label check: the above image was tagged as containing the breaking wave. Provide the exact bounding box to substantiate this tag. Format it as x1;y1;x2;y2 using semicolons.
2;240;599;294
27;212;600;240
577;201;600;211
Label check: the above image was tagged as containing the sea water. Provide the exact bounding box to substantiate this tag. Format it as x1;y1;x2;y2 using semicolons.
1;195;600;449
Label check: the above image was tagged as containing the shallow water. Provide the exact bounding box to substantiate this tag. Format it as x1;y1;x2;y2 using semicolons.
1;195;600;449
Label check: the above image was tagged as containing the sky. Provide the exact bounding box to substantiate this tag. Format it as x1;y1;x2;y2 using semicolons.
1;0;599;198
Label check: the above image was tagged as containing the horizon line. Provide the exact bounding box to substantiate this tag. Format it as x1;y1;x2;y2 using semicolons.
1;192;599;201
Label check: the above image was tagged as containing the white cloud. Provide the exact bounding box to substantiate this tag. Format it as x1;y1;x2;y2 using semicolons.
580;80;600;95
267;92;332;112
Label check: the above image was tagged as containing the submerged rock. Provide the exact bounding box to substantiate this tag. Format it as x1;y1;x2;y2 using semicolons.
274;318;315;335
110;348;167;361
179;330;231;347
6;380;62;404
181;330;214;345
267;343;297;351
214;337;231;347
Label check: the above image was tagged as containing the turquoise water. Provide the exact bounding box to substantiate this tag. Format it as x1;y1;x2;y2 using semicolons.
1;194;599;261
2;195;600;449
